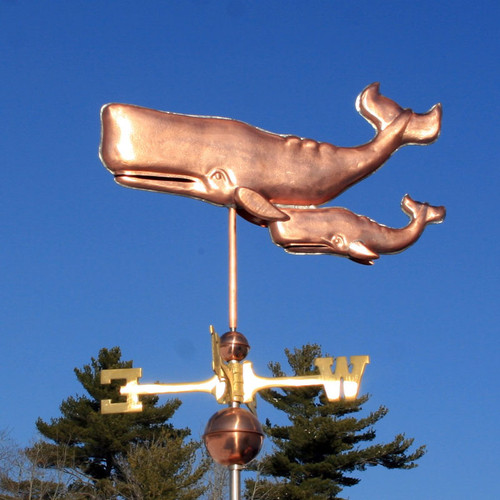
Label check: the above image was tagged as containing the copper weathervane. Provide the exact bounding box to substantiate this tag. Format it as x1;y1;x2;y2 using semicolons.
100;82;444;263
98;82;445;499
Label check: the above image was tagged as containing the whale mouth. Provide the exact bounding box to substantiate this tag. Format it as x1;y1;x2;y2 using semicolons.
114;171;202;194
283;243;331;254
283;244;374;264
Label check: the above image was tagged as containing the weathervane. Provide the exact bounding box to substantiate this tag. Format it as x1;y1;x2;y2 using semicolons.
98;83;444;499
101;326;370;413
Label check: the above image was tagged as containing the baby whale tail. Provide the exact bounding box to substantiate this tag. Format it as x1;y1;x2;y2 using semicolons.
356;82;442;145
401;194;446;225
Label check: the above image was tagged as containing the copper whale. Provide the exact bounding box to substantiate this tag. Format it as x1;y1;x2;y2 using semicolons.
100;83;441;226
268;195;446;265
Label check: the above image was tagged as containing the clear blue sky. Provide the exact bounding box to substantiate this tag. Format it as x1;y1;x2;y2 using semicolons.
1;1;498;498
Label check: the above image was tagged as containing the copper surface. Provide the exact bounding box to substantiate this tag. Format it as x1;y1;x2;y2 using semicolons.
100;83;441;227
269;195;446;265
219;330;250;362
228;208;238;329
203;407;264;466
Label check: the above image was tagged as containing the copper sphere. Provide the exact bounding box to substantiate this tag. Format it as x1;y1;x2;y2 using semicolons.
203;407;264;466
219;331;250;362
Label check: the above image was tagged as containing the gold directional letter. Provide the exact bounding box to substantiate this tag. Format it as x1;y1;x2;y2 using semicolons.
314;356;370;400
100;368;143;414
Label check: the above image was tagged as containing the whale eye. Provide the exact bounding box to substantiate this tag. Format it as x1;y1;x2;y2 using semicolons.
331;234;346;248
209;169;229;183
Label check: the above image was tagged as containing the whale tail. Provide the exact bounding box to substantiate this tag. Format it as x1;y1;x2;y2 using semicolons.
356;83;442;145
401;194;446;225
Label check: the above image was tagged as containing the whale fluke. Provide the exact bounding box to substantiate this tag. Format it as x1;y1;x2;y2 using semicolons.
401;194;446;225
356;83;442;145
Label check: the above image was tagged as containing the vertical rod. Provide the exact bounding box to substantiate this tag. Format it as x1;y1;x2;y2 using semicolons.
229;209;241;499
229;464;241;500
228;207;238;331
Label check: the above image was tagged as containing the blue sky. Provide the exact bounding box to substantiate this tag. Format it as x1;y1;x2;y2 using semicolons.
1;1;498;498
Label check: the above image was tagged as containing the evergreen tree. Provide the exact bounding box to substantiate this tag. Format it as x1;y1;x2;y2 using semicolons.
31;347;208;498
245;344;425;500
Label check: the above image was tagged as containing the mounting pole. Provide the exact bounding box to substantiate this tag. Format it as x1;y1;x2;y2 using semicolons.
228;208;241;499
229;207;238;331
230;463;241;500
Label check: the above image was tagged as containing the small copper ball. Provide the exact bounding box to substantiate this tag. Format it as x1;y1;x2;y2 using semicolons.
203;407;264;466
219;331;250;362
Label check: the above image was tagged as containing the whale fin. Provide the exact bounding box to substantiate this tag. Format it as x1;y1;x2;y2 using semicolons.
356;82;442;145
347;240;379;265
235;187;289;224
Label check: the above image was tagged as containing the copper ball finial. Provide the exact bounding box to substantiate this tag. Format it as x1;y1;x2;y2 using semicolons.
203;407;264;466
219;331;250;362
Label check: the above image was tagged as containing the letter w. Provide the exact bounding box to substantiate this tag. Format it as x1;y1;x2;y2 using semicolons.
314;355;370;400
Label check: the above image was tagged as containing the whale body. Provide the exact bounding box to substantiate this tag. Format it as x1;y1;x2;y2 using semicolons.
268;195;446;265
100;83;441;226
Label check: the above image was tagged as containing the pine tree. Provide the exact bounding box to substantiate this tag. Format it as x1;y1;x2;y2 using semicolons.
245;344;425;500
31;347;208;498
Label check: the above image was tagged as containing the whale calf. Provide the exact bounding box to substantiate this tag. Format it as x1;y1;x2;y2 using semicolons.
268;195;446;265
